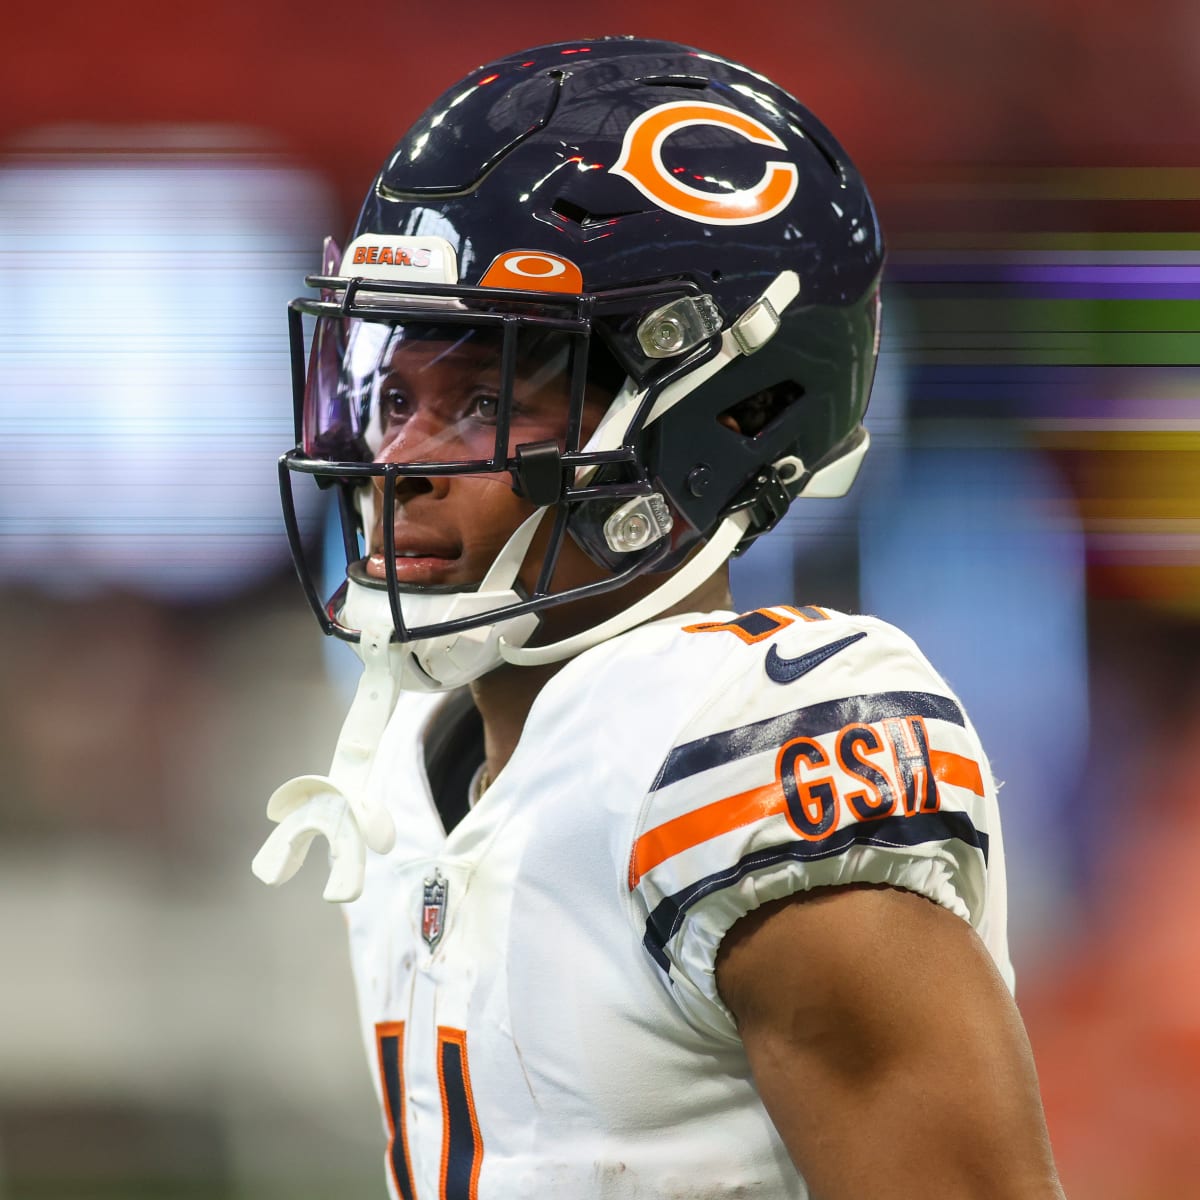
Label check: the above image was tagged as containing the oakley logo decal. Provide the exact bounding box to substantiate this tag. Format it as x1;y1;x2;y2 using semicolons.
503;254;566;278
610;101;799;226
765;631;866;685
479;250;584;293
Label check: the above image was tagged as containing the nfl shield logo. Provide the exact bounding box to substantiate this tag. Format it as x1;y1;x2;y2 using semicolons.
421;870;448;950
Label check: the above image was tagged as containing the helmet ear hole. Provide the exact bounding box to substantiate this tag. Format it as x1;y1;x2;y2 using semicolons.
719;382;806;440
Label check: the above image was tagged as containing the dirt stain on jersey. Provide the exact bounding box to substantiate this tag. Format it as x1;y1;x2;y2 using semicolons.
590;1160;774;1198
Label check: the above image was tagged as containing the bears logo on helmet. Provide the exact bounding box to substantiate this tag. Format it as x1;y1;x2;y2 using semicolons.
609;100;800;225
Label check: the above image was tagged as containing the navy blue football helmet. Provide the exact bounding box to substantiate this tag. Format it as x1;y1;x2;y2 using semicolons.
280;36;883;689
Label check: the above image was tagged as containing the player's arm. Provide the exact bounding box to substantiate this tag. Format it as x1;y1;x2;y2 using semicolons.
716;883;1065;1200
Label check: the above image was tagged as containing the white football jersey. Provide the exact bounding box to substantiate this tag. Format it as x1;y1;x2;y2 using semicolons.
341;605;1011;1199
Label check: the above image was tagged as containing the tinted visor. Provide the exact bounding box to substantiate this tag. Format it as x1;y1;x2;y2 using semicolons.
303;317;589;469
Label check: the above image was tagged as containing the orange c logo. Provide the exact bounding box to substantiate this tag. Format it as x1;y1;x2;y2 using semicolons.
610;101;799;226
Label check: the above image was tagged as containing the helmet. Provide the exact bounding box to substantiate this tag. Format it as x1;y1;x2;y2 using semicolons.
280;36;883;690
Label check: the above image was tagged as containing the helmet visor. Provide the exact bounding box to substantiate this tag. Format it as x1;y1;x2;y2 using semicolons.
302;316;588;469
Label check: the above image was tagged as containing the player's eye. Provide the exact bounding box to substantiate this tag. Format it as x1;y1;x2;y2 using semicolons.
379;382;410;420
467;392;500;423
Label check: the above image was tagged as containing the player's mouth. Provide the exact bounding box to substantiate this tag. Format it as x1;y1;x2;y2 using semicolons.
365;538;463;586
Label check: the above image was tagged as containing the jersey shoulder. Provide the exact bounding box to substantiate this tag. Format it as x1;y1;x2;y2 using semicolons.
623;604;1001;1034
672;603;960;722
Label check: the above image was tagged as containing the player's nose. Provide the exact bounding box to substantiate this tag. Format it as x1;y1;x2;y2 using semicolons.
372;472;450;508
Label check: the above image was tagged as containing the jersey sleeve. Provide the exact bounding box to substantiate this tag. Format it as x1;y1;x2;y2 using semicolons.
626;606;1004;1038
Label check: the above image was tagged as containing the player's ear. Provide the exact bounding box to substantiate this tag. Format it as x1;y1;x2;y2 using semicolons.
718;413;742;434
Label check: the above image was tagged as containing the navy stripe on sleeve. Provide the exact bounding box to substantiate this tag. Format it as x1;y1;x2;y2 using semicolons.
655;691;967;792
641;811;988;971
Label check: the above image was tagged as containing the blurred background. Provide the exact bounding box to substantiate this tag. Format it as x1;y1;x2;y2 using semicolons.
1;2;1197;1196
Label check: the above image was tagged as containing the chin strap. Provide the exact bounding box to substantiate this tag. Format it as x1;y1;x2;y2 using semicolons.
407;508;544;686
249;508;551;901
499;508;752;667
643;270;801;427
251;619;399;903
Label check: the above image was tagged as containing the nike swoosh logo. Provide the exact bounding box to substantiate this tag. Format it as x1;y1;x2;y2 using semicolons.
764;631;867;684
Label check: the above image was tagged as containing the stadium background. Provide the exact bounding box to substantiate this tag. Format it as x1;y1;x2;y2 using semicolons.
1;1;1198;1196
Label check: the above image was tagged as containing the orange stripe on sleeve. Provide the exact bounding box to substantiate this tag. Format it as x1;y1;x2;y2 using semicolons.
931;749;985;796
629;781;785;889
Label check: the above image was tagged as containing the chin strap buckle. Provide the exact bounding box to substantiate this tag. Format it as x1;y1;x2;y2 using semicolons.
727;465;793;554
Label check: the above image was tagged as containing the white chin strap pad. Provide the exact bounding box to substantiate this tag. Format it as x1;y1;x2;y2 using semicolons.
338;506;548;693
407;508;545;687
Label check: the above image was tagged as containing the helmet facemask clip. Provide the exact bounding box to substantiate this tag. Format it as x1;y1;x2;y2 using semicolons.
513;440;567;507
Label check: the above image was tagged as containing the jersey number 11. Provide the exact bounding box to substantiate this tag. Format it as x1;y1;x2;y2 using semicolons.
376;1021;483;1200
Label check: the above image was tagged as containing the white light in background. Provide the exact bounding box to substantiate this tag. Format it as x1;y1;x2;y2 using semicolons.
0;129;334;599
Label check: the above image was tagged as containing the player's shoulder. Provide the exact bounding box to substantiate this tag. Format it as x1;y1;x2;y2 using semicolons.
558;602;964;772
576;602;937;689
669;603;953;717
622;604;998;1029
627;599;988;839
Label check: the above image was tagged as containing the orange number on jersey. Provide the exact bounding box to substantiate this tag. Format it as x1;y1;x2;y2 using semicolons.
683;606;829;643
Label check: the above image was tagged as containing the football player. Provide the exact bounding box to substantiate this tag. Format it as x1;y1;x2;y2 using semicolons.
254;37;1064;1199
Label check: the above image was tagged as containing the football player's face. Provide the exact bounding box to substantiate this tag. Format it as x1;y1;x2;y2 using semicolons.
361;332;611;596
